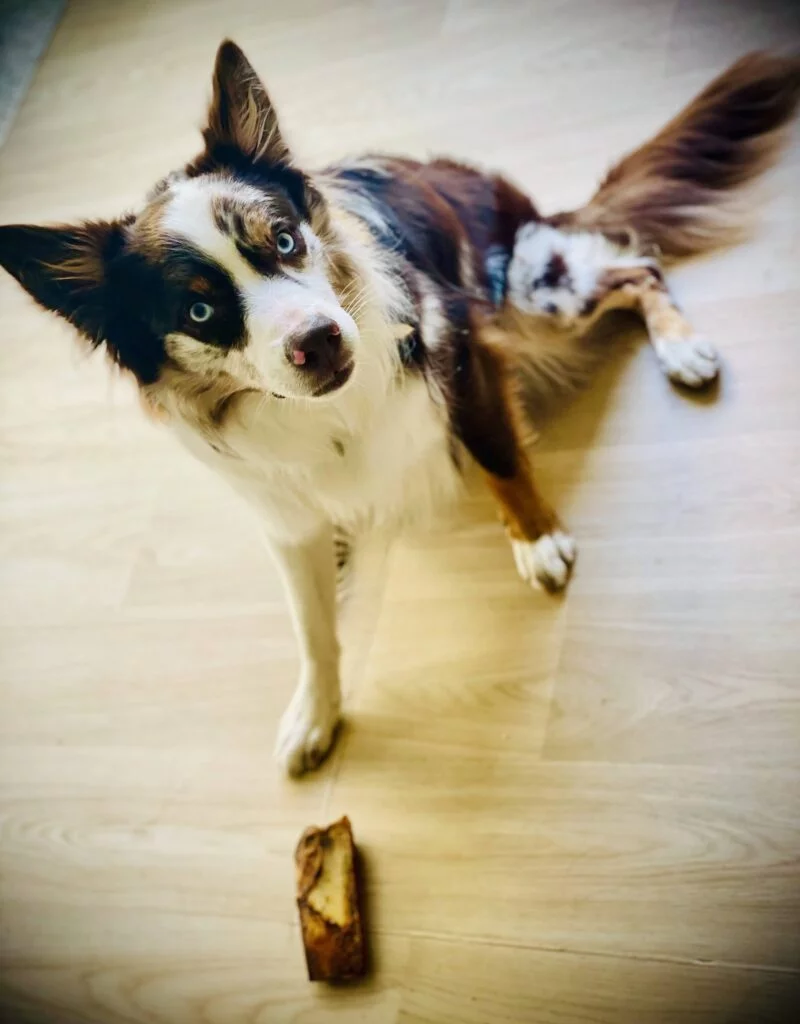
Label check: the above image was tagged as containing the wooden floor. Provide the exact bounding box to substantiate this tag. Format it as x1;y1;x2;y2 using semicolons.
1;2;799;1021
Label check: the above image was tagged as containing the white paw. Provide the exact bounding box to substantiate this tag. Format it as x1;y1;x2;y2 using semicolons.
275;684;341;777
511;531;577;592
654;335;719;388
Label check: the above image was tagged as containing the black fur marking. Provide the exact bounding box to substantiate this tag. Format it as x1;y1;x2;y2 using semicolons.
334;529;352;572
234;242;278;276
233;227;307;278
451;340;518;480
333;166;464;288
188;144;311;219
397;327;423;367
0;223;251;384
325;159;536;480
102;250;170;383
0;221;120;329
414;159;538;266
533;252;569;291
163;246;248;351
0;221;167;384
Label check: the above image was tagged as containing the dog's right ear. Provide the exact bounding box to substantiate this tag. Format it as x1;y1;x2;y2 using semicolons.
0;220;126;346
203;39;292;166
0;219;164;383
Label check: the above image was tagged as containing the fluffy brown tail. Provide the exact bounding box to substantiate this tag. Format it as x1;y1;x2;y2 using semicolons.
551;52;800;258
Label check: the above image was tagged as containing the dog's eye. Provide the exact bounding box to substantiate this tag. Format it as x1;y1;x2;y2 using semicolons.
189;301;214;323
276;231;296;256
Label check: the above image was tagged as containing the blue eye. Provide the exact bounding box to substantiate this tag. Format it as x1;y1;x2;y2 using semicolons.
189;301;214;323
276;231;296;256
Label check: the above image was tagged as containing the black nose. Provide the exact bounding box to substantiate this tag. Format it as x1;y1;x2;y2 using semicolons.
286;319;342;372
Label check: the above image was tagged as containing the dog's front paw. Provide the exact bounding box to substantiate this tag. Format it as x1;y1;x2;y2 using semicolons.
654;335;719;388
275;682;341;777
511;531;577;593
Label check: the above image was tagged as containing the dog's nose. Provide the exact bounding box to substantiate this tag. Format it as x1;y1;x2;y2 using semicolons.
286;319;342;371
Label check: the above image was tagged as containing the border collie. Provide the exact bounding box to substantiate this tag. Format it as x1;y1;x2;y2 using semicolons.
1;44;798;774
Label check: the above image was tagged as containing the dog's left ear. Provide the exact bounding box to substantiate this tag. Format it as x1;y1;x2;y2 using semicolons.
204;39;292;165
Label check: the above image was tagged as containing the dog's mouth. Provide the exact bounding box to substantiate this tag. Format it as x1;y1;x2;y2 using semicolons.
312;360;354;397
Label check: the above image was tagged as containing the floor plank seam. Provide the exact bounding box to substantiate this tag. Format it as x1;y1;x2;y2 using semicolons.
374;927;800;976
320;549;394;819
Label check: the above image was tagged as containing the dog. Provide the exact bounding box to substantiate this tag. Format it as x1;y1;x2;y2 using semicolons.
1;43;798;775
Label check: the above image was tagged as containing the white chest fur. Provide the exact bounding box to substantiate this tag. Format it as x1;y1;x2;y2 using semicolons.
169;372;462;542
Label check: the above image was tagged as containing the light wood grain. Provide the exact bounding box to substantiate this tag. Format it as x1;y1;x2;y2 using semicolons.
1;1;799;1021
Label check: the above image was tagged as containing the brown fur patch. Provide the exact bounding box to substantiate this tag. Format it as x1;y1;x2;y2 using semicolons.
46;219;131;286
485;468;558;542
50;247;105;286
535;252;569;291
589;264;693;340
187;275;214;296
551;52;800;257
326;156;538;303
405;158;539;286
452;332;519;478
205;41;290;165
130;195;170;256
327;250;361;313
211;193;275;251
452;325;558;541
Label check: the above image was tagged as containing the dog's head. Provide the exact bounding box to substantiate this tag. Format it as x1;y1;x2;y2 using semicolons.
0;41;363;401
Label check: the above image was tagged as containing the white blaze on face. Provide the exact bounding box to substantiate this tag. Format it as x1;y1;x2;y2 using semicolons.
161;176;358;397
162;176;263;281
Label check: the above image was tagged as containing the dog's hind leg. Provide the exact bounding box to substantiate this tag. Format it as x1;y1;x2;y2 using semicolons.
505;222;719;388
512;53;800;384
582;262;719;387
453;334;576;592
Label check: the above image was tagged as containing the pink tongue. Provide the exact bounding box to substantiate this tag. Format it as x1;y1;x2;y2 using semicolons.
292;349;307;366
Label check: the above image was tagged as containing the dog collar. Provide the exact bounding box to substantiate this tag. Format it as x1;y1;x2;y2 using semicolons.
485;244;511;307
397;326;422;366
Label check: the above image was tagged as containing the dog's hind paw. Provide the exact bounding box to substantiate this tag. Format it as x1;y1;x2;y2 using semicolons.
275;682;341;777
654;335;719;388
511;531;576;592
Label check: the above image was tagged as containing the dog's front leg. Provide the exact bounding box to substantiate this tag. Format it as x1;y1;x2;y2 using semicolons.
454;334;576;592
266;525;341;776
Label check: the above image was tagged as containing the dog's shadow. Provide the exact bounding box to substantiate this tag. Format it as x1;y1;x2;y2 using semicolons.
301;319;725;989
525;312;721;515
332;312;723;766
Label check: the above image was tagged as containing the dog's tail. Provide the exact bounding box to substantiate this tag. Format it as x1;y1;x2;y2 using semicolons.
549;52;800;259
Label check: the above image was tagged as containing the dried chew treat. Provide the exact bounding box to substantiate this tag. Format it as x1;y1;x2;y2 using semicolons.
294;816;366;981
